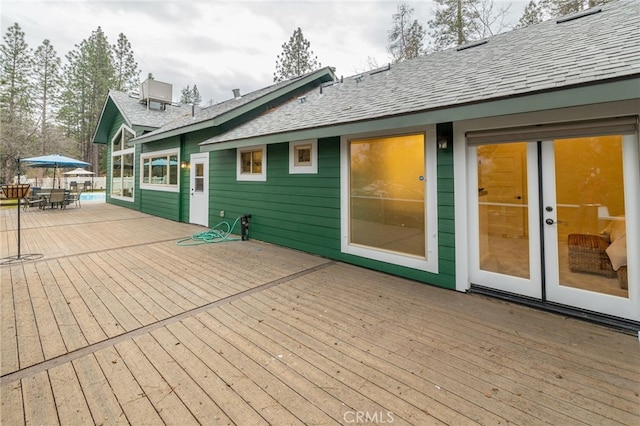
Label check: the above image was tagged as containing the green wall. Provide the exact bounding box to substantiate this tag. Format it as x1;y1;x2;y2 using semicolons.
209;136;456;289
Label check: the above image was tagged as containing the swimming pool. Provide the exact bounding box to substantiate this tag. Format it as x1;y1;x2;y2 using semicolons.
80;192;106;202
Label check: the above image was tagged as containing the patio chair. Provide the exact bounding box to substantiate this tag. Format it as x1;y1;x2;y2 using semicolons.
66;187;82;208
84;181;92;192
22;187;44;211
70;181;77;191
46;188;66;209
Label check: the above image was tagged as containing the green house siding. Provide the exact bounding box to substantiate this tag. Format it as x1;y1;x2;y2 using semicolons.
210;138;342;258
138;136;182;220
209;135;456;289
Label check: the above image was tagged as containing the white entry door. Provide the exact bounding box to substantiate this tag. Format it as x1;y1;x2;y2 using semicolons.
189;153;209;227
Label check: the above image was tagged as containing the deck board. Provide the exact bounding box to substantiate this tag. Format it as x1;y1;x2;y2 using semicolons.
1;203;639;425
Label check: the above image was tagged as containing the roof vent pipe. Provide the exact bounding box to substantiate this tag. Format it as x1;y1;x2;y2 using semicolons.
232;88;241;99
191;104;195;117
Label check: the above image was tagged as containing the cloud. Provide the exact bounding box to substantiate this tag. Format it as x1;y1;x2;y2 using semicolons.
0;0;447;103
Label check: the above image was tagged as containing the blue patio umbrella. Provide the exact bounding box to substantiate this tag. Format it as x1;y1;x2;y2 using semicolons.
21;154;91;188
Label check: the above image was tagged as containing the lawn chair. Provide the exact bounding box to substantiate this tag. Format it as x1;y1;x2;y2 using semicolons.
70;181;77;191
66;187;82;208
46;188;66;209
84;181;92;192
22;187;44;211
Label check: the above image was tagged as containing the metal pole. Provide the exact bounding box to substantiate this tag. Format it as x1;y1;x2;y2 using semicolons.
17;192;21;259
16;157;22;259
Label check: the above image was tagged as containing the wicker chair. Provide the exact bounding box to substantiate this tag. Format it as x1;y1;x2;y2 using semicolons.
568;233;627;289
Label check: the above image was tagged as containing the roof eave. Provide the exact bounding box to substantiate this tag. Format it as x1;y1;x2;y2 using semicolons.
200;76;640;151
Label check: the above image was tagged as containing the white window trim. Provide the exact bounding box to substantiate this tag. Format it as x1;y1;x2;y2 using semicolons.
111;125;135;202
340;125;439;273
140;148;180;192
237;145;267;182
289;139;318;174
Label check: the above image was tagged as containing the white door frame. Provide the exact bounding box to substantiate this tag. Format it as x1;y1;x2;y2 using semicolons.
455;102;639;323
189;152;209;227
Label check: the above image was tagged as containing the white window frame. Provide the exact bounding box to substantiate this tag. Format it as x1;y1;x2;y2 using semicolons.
289;139;318;174
111;125;135;202
340;125;439;273
140;148;181;193
237;144;267;181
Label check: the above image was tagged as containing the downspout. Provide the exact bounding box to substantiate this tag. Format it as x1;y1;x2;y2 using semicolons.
179;134;186;222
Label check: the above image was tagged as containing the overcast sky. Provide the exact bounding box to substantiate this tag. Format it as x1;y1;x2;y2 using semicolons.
2;0;523;105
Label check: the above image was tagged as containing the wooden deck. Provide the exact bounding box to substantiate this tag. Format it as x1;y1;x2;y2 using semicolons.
1;202;639;425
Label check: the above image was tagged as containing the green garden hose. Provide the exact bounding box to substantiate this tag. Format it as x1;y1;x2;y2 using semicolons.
176;216;243;246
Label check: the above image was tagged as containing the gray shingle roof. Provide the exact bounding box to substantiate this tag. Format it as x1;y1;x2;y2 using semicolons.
202;0;639;146
108;90;187;129
132;68;335;143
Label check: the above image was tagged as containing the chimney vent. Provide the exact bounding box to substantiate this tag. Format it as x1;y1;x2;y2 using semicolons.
232;88;241;99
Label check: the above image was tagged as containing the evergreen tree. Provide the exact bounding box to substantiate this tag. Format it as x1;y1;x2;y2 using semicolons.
515;0;613;29
540;0;613;17
32;39;62;156
273;28;321;82
0;23;35;183
180;84;203;106
191;85;202;106
180;84;192;104
429;0;481;50
428;0;510;51
59;27;114;170
112;33;140;92
515;1;545;28
387;4;426;63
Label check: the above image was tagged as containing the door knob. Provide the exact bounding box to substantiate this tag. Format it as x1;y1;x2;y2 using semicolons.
545;218;564;225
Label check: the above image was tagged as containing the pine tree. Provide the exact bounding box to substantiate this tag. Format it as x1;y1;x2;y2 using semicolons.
428;0;510;51
540;0;613;17
191;84;202;106
515;1;545;28
387;4;426;63
59;27;114;170
33;39;62;155
180;85;203;106
273;28;321;82
180;85;192;104
0;23;36;182
429;0;481;50
112;33;140;92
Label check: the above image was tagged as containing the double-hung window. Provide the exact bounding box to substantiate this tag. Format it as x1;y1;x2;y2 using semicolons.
111;125;135;200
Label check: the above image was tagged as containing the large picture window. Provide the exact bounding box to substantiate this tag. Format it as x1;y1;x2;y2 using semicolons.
140;149;180;191
111;126;135;200
341;127;439;272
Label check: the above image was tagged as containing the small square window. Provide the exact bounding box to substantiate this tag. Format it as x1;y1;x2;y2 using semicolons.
237;145;267;181
289;139;317;174
294;145;312;166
